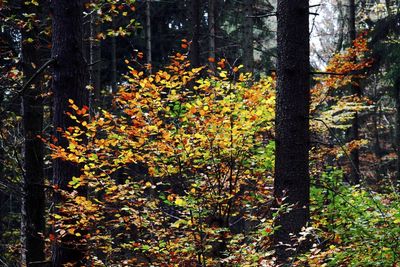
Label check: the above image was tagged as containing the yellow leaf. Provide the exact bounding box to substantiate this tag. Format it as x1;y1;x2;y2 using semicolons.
175;197;186;207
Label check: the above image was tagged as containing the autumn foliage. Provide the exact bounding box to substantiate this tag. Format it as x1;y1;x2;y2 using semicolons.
50;52;277;265
44;35;400;266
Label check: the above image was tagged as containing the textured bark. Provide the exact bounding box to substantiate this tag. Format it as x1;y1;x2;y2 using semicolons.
274;0;310;264
51;0;88;265
395;78;400;189
190;0;201;67
21;1;45;265
348;0;361;184
242;0;254;73
89;10;101;101
0;86;5;259
111;19;117;92
372;106;382;158
145;0;152;72
335;0;345;53
208;0;216;71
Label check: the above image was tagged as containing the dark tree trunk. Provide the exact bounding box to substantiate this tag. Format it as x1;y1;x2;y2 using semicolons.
208;0;216;71
111;19;117;92
20;1;46;265
51;0;88;265
89;10;101;102
348;0;361;184
145;0;152;72
190;0;201;67
242;0;254;73
395;78;400;189
0;88;6;259
335;0;345;53
274;0;310;264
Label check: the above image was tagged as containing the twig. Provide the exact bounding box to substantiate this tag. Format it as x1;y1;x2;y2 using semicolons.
0;58;55;118
19;58;55;97
247;12;276;18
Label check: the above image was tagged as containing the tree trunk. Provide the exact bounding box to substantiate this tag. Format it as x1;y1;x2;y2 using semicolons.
385;0;391;14
274;0;310;264
395;78;400;190
51;0;88;265
190;0;201;67
0;83;6;259
348;0;361;184
335;0;345;53
242;0;254;73
208;0;216;71
89;9;101;102
111;19;117;92
20;1;46;265
145;0;152;72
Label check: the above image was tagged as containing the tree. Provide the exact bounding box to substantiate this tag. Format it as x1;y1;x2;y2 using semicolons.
51;0;88;265
208;0;216;71
145;0;152;71
20;1;46;264
274;0;310;263
189;0;201;67
242;0;254;73
347;0;361;184
88;8;102;102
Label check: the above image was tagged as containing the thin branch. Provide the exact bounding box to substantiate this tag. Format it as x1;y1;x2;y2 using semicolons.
247;12;276;18
0;58;55;118
19;58;55;97
268;69;354;76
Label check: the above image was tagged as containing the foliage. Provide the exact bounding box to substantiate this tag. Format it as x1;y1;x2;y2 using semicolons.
49;53;277;266
46;34;381;266
297;167;400;267
311;33;373;130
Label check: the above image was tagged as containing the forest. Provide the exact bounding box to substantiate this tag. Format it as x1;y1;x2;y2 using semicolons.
0;0;399;266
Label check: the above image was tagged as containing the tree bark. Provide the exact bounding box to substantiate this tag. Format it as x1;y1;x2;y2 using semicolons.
190;0;201;67
395;78;400;190
89;9;101;102
51;0;88;265
145;0;152;72
242;0;254;73
111;19;117;92
208;0;216;71
20;1;46;265
0;77;6;260
274;0;310;264
348;0;361;184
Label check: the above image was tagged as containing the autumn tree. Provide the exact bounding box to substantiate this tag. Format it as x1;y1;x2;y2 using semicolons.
51;0;88;265
274;0;310;263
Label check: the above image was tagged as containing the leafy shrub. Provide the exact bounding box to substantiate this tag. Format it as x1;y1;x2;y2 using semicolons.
50;54;277;266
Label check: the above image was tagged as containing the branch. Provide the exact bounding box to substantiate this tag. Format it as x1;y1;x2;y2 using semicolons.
268;70;353;76
0;58;55;118
19;58;55;97
247;12;276;18
310;71;348;76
